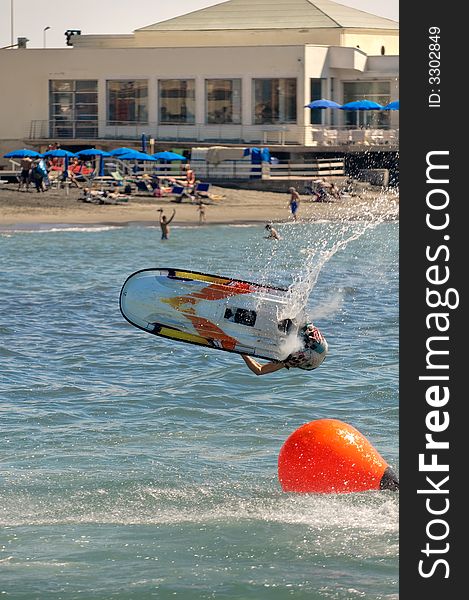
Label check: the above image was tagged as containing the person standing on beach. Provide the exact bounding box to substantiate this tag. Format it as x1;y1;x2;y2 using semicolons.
288;187;300;220
158;208;176;240
197;201;206;225
18;156;32;191
31;160;46;193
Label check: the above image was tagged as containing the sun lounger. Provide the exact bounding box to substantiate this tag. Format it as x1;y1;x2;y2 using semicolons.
169;185;193;203
193;182;211;198
135;179;153;195
192;182;224;202
110;171;125;184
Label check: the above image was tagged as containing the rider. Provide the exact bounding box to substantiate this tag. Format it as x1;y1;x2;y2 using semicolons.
241;322;328;375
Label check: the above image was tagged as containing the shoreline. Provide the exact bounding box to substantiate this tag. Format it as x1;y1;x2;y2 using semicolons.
0;184;399;230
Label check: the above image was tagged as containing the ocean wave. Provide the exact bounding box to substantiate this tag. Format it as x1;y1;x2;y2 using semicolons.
1;224;122;234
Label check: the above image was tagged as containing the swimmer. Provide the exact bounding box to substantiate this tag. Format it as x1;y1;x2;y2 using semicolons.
265;223;281;240
241;323;328;375
159;208;176;240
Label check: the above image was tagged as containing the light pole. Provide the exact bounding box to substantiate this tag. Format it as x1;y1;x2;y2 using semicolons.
43;26;51;48
10;0;14;46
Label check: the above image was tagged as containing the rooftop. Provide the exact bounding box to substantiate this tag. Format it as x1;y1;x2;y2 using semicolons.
137;0;398;33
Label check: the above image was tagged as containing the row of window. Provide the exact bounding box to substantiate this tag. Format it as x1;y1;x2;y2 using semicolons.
49;78;392;131
49;78;297;127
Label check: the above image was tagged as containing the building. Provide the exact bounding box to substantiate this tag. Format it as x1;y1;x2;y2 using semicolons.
0;0;399;159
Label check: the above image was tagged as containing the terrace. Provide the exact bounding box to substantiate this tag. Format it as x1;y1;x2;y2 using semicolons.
27;120;399;153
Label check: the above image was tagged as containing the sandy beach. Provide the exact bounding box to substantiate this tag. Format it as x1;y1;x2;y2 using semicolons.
0;183;399;229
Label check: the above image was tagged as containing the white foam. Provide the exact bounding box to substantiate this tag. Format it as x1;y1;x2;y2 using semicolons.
1;225;120;234
0;490;399;538
278;332;304;360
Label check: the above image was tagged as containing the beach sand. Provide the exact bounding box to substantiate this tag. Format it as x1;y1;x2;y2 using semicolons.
0;183;399;228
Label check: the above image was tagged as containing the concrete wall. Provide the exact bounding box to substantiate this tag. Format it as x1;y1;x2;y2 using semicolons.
74;28;343;49
328;47;368;71
342;30;399;55
0;45;303;140
72;28;398;55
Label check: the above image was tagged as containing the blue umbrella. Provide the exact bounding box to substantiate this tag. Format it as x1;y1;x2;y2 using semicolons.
118;150;156;161
153;151;187;162
75;149;110;177
109;147;138;156
75;148;111;158
340;99;384;127
118;150;156;175
340;100;383;110
43;148;77;174
305;99;342;109
43;149;76;158
4;148;43;158
383;100;400;111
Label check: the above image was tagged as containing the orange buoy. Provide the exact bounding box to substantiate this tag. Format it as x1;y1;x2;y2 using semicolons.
278;418;399;494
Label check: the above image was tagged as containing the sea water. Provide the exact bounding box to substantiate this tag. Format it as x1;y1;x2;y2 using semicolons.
0;213;399;599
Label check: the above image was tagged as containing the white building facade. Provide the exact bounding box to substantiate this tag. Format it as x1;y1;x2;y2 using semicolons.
0;0;399;156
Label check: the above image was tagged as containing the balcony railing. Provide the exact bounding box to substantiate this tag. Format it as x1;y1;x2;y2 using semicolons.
310;126;399;147
27;120;399;149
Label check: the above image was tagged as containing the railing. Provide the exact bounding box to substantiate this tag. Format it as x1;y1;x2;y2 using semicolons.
310;126;399;147
87;158;345;181
269;158;345;178
27;120;399;148
28;120;293;145
2;155;343;182
189;158;345;180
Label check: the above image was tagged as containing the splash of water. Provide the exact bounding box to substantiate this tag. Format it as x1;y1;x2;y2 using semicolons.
310;290;346;320
278;330;305;359
280;192;398;323
282;225;366;320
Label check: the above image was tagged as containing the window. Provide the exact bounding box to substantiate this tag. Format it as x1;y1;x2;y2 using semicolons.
310;79;325;125
205;79;241;124
343;81;391;127
159;79;195;124
49;80;98;138
253;78;297;124
107;80;148;125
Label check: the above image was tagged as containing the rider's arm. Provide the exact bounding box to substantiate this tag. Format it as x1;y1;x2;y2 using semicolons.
241;354;285;375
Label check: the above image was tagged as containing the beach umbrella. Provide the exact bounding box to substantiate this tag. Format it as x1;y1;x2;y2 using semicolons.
340;100;384;111
43;149;76;158
305;99;342;109
4;148;43;158
340;99;384;127
383;100;400;111
75;148;111;158
153;151;187;162
118;150;156;161
43;148;77;173
75;149;111;177
118;150;156;176
109;147;138;156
